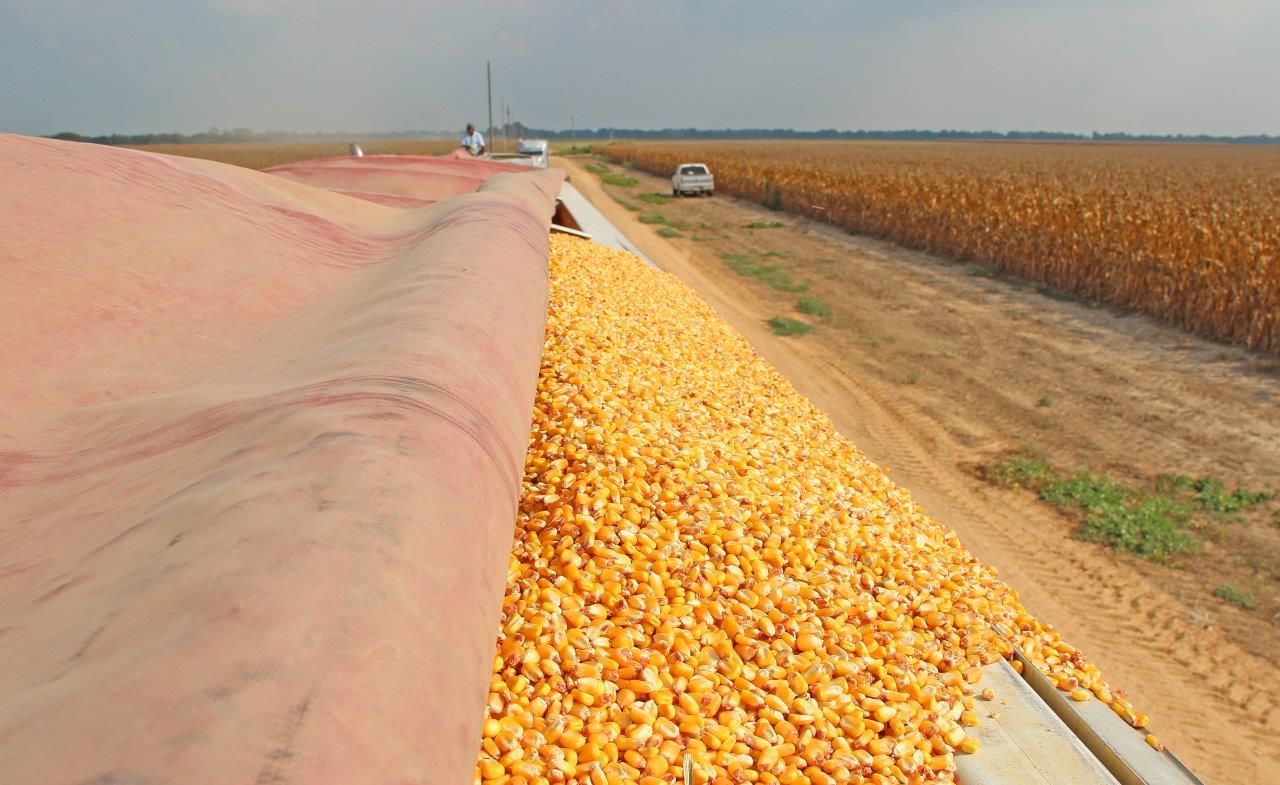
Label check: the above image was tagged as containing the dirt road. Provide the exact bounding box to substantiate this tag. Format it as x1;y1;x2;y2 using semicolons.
555;155;1280;785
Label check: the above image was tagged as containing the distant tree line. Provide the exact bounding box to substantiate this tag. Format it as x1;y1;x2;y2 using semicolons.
528;128;1280;144
47;126;1279;146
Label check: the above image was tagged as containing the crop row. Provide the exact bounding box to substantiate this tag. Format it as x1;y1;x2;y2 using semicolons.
603;141;1280;354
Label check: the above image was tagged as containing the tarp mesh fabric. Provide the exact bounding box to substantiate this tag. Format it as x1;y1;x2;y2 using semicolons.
0;134;564;785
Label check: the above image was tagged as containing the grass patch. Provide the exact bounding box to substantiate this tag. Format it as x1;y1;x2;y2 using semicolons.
745;221;785;229
721;253;808;293
1040;472;1196;560
584;163;610;176
602;172;639;187
692;234;714;242
768;316;813;336
656;227;683;238
797;296;831;320
967;265;996;278
638;193;670;205
639;214;688;229
615;199;640;212
1213;583;1258;611
983;446;1051;489
975;447;1276;562
1037;394;1053;407
1155;474;1274;514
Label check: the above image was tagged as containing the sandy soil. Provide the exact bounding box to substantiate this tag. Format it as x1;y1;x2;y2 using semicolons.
555;155;1280;785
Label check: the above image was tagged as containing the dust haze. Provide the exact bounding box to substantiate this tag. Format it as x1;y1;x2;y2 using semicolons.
2;0;1277;136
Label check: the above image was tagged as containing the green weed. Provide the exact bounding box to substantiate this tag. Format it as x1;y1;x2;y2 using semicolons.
602;172;639;187
1040;473;1197;560
768;317;813;337
984;447;1051;489
1193;478;1271;513
1213;583;1258;611
640;214;688;229
721;253;809;293
984;448;1199;561
1154;475;1273;513
797;296;831;319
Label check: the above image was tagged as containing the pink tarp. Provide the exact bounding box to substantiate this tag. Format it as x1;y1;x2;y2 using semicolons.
265;152;529;207
0;134;564;784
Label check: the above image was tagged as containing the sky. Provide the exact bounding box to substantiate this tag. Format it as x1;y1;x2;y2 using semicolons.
1;0;1277;137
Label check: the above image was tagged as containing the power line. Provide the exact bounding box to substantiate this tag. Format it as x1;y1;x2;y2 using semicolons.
265;0;399;57
361;0;430;38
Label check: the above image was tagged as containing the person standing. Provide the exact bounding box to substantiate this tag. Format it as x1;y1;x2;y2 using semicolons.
460;124;486;156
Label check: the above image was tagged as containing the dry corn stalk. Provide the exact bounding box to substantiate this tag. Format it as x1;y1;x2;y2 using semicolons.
476;236;1142;785
603;140;1280;355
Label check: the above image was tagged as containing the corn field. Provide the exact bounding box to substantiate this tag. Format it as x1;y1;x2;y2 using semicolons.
604;141;1280;354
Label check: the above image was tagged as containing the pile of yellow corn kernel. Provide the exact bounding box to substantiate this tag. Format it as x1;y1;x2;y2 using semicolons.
476;235;1143;785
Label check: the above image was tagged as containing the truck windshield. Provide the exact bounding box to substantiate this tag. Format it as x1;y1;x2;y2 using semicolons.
680;166;708;175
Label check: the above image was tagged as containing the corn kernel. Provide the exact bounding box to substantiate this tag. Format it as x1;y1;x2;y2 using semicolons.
473;236;1141;785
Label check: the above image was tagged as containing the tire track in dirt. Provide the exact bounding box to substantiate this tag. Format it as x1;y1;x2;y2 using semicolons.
556;156;1280;785
791;352;1279;776
766;288;1280;785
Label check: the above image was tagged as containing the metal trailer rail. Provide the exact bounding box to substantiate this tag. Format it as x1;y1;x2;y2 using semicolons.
551;182;1206;785
554;181;658;268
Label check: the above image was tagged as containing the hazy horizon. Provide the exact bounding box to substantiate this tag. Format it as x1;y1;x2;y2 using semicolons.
3;0;1277;138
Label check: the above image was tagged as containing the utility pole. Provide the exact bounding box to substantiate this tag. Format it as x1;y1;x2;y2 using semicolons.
571;114;575;147
486;61;493;157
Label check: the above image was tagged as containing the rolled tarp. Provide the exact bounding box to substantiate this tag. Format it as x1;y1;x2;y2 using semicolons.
0;134;564;785
265;152;532;207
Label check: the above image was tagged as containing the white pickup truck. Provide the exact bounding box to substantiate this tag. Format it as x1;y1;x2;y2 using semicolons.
515;138;549;169
671;163;714;197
